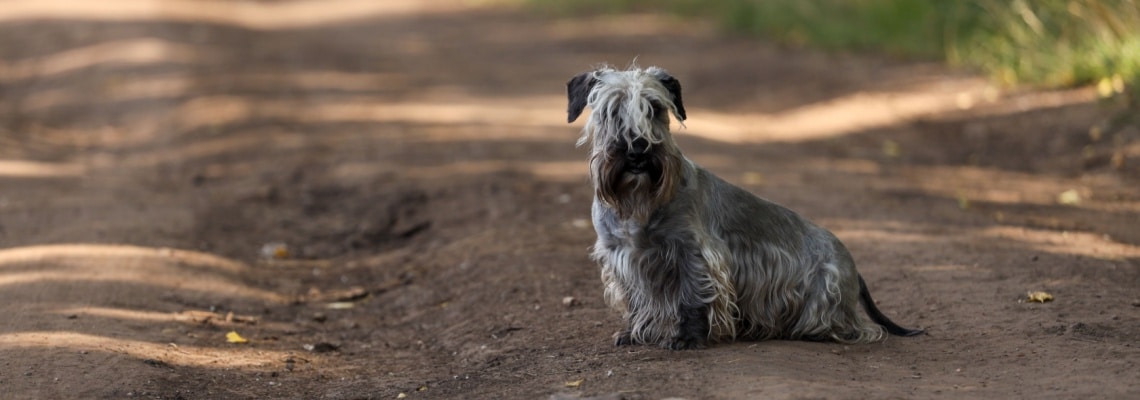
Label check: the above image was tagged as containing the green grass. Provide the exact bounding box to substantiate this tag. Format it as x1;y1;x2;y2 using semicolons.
526;0;1140;94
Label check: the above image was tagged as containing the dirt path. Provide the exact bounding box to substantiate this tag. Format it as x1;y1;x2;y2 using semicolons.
1;1;1138;399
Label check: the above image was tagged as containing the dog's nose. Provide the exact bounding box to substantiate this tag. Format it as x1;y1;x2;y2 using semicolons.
626;138;650;161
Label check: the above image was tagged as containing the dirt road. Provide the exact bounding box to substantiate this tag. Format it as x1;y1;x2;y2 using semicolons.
1;1;1137;399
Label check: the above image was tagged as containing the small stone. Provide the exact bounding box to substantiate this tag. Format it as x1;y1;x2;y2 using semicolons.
304;342;339;353
562;296;579;307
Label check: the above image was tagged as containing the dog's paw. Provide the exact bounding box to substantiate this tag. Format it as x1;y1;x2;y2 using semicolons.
665;335;706;350
613;331;633;347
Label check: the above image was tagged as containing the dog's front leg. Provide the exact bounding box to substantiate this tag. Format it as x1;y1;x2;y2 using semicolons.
670;296;710;350
613;302;708;350
669;258;713;350
656;240;713;350
613;327;633;346
613;310;707;349
609;240;713;350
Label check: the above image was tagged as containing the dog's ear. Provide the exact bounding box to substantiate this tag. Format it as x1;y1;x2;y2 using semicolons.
566;72;597;123
656;74;686;121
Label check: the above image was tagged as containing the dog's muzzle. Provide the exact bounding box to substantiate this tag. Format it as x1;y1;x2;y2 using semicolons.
624;138;651;174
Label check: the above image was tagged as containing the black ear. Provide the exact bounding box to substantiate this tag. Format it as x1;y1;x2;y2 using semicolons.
657;74;686;121
566;72;597;123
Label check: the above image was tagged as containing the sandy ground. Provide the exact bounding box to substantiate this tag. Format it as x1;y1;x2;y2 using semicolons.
1;1;1138;399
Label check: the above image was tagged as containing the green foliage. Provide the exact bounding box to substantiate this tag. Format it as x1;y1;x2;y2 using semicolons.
525;0;1140;91
710;0;959;58
953;0;1139;89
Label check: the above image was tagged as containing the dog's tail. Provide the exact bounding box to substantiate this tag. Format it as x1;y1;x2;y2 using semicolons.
858;275;924;337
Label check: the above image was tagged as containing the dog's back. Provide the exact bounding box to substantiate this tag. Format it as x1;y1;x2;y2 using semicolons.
679;161;877;341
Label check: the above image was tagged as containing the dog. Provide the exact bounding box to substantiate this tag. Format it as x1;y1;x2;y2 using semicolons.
566;65;924;349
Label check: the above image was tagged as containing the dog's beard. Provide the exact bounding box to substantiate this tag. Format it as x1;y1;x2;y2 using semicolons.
591;148;679;224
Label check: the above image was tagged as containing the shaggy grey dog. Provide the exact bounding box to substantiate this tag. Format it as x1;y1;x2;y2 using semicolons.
566;65;923;350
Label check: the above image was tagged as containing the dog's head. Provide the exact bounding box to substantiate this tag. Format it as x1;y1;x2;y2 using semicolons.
566;66;687;222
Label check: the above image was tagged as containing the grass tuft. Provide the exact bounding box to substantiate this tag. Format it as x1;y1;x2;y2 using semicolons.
525;0;1140;95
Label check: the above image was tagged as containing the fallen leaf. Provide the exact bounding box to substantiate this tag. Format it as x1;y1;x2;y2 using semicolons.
1088;125;1103;142
326;302;355;309
417;385;427;391
741;172;765;185
1111;152;1125;170
226;331;249;344
260;242;290;260
564;379;583;388
1057;189;1081;205
882;139;901;158
1027;291;1054;303
397;393;407;399
957;194;970;210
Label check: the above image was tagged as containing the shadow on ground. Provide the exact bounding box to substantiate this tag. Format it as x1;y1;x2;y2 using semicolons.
1;1;1137;399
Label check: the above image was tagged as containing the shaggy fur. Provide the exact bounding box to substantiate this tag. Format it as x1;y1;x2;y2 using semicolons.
566;65;924;349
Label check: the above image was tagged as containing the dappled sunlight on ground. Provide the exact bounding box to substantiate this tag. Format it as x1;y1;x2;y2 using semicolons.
0;38;216;83
171;96;568;133
0;0;1136;398
980;226;1140;260
681;81;1102;145
0;243;315;397
0;159;84;178
830;219;1140;261
0;0;456;29
0;331;292;369
683;79;988;143
46;306;289;330
0;244;241;272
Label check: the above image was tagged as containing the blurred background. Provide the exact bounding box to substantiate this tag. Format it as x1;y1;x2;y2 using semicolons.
532;0;1140;92
1;1;1137;399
